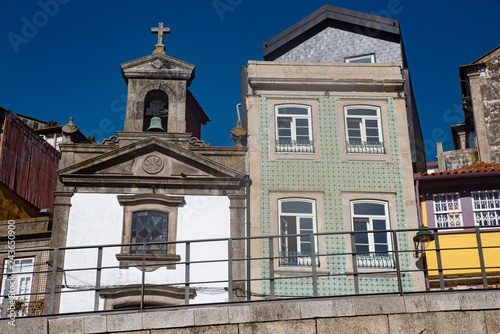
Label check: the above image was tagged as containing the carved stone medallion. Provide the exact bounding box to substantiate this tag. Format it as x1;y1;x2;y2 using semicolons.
142;155;164;174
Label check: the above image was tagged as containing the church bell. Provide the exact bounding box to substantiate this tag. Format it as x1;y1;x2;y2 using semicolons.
146;116;166;132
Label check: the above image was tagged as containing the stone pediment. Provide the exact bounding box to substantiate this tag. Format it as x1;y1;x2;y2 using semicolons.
58;137;244;187
121;54;195;84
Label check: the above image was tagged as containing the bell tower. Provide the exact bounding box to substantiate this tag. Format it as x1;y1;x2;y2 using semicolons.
121;23;199;135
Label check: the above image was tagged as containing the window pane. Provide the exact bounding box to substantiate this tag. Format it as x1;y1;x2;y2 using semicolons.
300;242;311;253
281;201;313;214
365;120;378;127
366;136;380;142
355;244;370;253
277;118;292;128
347;120;361;129
374;232;387;244
374;244;389;252
373;219;387;231
278;129;291;137
347;109;377;116
300;217;313;230
353;203;386;216
296;119;309;126
348;57;372;63
366;128;379;137
296;127;309;136
278;107;308;115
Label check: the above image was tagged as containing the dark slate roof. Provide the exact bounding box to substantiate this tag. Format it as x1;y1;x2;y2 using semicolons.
263;4;401;60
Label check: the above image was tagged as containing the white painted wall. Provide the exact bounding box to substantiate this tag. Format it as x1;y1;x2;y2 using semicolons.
60;193;230;313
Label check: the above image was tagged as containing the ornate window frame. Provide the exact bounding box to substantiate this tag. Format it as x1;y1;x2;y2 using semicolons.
270;191;329;276
116;194;184;271
336;98;392;163
274;104;314;154
342;191;398;275
267;97;321;161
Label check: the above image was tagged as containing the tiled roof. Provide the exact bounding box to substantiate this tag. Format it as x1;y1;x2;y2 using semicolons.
420;161;500;177
35;125;63;133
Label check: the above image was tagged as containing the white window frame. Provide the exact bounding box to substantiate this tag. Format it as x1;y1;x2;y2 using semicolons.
471;190;500;226
345;54;375;63
278;198;318;266
275;104;314;153
1;258;35;314
350;200;394;268
433;192;463;228
344;105;385;154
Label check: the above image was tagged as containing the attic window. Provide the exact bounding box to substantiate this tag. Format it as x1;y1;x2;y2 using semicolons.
345;54;375;63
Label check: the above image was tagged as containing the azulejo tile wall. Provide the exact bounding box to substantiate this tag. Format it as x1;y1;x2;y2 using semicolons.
259;94;413;297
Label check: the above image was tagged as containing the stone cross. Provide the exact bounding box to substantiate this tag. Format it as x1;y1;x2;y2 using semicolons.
151;22;170;55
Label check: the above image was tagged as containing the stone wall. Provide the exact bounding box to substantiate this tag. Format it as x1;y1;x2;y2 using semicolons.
4;291;499;333
480;51;500;163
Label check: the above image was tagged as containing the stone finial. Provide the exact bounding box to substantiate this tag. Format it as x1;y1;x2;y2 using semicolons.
62;116;78;134
230;121;247;147
151;22;170;55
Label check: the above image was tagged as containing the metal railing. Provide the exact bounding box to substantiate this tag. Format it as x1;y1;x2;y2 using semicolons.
276;140;314;153
0;226;498;318
279;251;319;267
346;141;385;154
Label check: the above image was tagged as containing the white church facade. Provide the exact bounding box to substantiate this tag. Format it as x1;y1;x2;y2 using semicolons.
50;24;247;312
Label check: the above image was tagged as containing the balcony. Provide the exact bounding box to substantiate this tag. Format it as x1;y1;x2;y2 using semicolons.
276;140;314;153
279;251;320;267
356;253;395;268
346;141;385;154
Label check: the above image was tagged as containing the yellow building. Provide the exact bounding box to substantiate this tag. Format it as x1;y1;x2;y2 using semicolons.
415;162;500;289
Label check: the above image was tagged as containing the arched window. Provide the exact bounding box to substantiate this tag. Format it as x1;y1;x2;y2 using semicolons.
131;211;168;254
143;90;169;132
278;198;317;266
275;104;314;153
350;200;394;268
344;105;384;154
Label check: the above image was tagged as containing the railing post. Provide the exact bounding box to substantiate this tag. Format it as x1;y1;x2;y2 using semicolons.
433;230;445;290
49;247;59;315
475;226;488;288
185;242;191;304
228;238;233;302
1;273;11;318
391;230;404;296
140;243;146;310
94;246;103;312
310;233;317;297
350;233;359;295
268;237;275;300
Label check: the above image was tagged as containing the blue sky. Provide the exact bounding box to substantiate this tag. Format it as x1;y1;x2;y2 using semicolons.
1;0;499;163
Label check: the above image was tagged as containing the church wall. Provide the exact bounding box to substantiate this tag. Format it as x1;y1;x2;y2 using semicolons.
59;193;231;313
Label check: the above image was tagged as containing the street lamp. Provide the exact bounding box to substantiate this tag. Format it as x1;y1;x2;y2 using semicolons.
413;226;434;258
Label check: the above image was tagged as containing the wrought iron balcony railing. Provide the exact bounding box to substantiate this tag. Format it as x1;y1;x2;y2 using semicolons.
356;253;395;268
279;251;320;267
276;140;314;153
346;141;385;154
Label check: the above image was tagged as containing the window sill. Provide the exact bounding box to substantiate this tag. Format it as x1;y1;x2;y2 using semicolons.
116;253;181;271
345;269;403;278
274;266;330;277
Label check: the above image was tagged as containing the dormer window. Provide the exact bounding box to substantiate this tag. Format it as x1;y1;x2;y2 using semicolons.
345;54;375;63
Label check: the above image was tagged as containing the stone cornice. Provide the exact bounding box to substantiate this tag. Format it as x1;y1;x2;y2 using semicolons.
59;174;243;189
117;194;185;207
248;77;405;92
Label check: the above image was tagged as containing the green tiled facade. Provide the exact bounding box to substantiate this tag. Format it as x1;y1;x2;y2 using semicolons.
258;95;414;296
